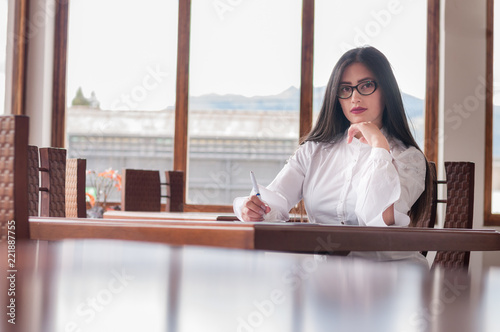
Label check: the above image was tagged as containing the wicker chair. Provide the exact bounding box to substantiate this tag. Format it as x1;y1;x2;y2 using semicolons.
414;161;437;257
65;158;87;218
0;115;29;241
39;148;67;217
121;169;185;212
415;161;438;230
121;169;162;212
431;161;475;271
165;170;185;212
28;145;40;217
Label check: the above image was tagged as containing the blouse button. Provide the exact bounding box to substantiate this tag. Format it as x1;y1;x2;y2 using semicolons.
341;221;345;225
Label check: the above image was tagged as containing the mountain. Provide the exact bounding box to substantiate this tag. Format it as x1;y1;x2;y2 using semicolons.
187;86;302;112
179;86;500;157
186;85;423;115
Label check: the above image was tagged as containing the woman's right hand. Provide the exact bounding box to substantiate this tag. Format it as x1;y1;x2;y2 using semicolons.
241;195;271;221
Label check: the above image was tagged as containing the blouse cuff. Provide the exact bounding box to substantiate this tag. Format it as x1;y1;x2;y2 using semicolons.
233;196;246;221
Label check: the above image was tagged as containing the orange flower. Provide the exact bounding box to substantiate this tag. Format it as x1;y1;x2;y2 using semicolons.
86;168;121;207
86;192;96;207
114;174;122;191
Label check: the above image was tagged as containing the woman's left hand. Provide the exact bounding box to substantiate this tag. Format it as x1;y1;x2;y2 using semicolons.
347;122;390;151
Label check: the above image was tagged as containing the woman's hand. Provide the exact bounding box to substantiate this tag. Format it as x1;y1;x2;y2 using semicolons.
241;195;271;221
347;121;390;151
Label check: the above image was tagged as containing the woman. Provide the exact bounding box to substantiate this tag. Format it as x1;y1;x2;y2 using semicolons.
233;46;431;263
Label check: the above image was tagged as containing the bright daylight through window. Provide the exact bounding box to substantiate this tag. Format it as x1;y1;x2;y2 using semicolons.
492;0;500;213
65;0;178;204
314;0;427;148
187;0;302;205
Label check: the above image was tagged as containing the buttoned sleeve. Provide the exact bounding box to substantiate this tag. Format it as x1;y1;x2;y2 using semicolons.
354;144;426;227
233;143;309;222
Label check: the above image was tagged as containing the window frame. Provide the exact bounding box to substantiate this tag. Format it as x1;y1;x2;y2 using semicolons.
51;0;439;213
8;0;29;116
485;0;500;226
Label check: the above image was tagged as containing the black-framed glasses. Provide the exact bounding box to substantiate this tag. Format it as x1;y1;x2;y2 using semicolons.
337;80;378;99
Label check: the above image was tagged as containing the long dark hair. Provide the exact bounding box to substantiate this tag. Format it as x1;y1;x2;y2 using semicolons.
303;46;431;225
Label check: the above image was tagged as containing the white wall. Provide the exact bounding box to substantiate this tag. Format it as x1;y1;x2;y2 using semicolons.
441;0;487;229
24;0;55;147
440;0;500;272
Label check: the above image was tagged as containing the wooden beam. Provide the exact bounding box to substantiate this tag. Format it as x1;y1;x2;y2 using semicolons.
299;0;314;139
174;0;191;172
10;0;29;116
424;0;440;163
51;0;69;148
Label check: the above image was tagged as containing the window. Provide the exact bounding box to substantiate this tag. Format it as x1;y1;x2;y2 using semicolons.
494;1;500;215
314;0;428;148
56;0;438;211
187;0;302;205
0;0;8;114
65;0;178;200
486;0;500;224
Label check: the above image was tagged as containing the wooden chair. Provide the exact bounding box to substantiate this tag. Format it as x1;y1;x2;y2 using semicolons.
414;161;437;257
121;169;162;212
165;170;184;212
121;169;185;212
28;145;40;217
0;115;29;241
415;161;438;231
431;161;475;270
39;147;67;217
65;158;87;218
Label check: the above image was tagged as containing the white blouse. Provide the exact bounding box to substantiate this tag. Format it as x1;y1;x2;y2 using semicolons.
234;133;426;226
233;132;428;266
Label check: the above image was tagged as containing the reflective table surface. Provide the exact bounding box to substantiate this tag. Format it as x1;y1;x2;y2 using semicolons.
1;239;499;332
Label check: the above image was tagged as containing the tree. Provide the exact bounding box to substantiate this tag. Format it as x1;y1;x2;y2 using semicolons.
72;87;91;106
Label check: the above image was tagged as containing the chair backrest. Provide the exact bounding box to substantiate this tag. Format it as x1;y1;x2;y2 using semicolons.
414;161;437;257
415;161;438;230
28;145;40;217
39;147;67;217
432;161;475;270
121;169;161;212
65;158;87;218
0;115;29;241
165;170;184;212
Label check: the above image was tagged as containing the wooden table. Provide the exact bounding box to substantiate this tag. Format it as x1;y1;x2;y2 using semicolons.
102;210;305;222
29;216;500;253
103;210;227;221
2;239;500;332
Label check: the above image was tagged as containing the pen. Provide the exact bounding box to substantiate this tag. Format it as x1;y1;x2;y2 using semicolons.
250;171;261;198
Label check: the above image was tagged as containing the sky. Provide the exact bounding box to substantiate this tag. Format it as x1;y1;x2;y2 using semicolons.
65;0;428;111
2;1;500;111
